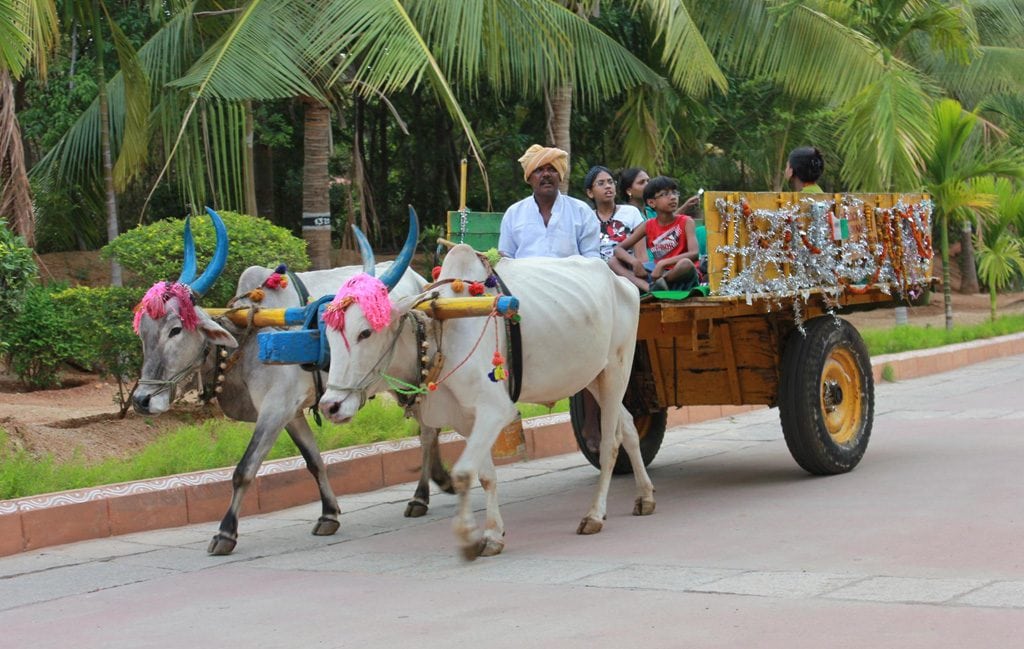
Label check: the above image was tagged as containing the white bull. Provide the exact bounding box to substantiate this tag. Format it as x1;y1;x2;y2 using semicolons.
318;244;656;559
133;210;450;556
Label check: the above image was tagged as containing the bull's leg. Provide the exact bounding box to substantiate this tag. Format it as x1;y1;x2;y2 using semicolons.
577;381;618;535
450;405;515;560
209;421;283;555
405;423;453;518
615;403;656;517
284;418;341;535
577;377;655;535
477;454;505;557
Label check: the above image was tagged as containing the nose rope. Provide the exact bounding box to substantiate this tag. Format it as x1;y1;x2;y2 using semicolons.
324;313;411;405
137;346;208;401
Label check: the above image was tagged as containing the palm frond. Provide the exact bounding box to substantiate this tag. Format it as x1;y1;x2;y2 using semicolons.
32;2;200;189
627;0;727;97
103;3;151;192
836;68;933;190
929;46;1024;106
169;0;322;102
689;0;886;105
350;0;665;108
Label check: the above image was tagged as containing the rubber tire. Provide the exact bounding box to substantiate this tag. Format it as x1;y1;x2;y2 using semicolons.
778;316;873;475
570;390;667;474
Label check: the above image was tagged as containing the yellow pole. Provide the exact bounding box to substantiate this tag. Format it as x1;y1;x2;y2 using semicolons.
459;158;468;211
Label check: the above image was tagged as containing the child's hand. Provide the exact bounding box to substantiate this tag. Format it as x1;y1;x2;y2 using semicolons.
679;195;700;214
632;260;646;278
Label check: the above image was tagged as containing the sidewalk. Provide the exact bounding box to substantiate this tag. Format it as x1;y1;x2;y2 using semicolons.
2;332;1023;557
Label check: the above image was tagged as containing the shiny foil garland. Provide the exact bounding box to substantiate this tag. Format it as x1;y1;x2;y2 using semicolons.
712;195;933;323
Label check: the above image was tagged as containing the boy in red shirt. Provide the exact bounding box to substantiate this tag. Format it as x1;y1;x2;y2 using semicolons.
611;176;701;292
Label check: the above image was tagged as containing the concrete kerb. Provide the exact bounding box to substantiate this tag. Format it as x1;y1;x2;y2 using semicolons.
2;332;1022;557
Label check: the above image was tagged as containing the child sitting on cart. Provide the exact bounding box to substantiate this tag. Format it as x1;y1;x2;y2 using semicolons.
611;176;701;293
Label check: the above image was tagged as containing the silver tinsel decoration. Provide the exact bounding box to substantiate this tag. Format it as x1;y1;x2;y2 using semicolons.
711;195;934;325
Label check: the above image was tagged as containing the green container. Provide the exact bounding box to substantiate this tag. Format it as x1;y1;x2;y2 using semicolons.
446;211;504;252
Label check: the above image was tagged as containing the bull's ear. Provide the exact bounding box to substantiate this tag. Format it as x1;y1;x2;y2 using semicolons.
390;295;418;317
196;309;239;348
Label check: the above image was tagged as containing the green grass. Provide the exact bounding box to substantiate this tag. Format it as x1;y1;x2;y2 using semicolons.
0;398;570;501
861;314;1024;355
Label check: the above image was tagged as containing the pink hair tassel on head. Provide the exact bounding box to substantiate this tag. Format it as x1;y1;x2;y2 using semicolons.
133;282;199;334
322;274;394;336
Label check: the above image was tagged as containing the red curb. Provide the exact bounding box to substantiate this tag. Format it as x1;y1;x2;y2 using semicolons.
2;333;1021;557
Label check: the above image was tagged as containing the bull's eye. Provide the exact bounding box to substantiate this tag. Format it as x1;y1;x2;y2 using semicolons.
357;329;372;342
168;326;183;338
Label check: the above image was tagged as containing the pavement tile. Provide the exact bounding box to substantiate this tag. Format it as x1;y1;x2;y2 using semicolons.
826;575;989;604
0;561;175;612
955;581;1024;608
402;555;611;585
693;570;861;599
574;564;742;592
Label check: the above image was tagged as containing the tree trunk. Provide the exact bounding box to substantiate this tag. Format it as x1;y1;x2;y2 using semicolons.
254;142;275;221
545;84;572;194
94;6;122;286
243;101;257;216
940;215;953;330
0;70;35;247
958;221;979;294
302;100;332;269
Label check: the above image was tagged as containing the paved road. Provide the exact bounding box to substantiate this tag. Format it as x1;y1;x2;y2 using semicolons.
2;355;1023;648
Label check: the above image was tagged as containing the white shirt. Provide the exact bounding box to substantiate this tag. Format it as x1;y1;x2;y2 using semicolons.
498;192;601;259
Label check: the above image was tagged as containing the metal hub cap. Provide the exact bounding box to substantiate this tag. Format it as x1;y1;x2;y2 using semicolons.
820;346;862;445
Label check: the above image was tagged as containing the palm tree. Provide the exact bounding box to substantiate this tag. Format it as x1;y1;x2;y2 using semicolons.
920;99;1024;330
0;0;58;247
974;177;1024;321
690;0;1024;191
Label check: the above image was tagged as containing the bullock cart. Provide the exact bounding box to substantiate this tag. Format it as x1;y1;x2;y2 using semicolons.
569;191;933;476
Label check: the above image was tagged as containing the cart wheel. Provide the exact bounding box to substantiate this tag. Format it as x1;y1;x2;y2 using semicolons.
779;317;873;475
570;390;666;474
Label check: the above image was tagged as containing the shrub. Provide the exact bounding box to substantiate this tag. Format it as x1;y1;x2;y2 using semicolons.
0;219;38;319
2;284;76;389
52;286;143;408
102;211;310;306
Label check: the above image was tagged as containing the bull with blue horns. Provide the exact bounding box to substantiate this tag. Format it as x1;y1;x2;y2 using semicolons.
132;207;451;555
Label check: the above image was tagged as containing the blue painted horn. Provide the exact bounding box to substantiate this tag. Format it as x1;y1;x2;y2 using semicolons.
189;207;229;297
177;216;198;285
378;206;419;292
351;224;376;275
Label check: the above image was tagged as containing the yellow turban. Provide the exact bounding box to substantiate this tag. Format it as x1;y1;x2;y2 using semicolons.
518;144;569;182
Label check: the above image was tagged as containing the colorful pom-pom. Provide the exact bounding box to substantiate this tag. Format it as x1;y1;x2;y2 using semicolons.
427;382;438;392
469;281;485;296
485;248;502;267
484;275;498;288
264;273;288;290
488;366;507;382
492;351;504;366
248;288;266;302
511;314;521;323
431;266;442;280
451;279;465;293
274;263;287;274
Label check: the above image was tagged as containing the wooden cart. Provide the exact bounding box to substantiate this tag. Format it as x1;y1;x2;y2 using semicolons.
568;191;933;476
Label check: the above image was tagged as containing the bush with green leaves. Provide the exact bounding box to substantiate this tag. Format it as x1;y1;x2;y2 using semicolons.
2;284;77;389
102;211;309;306
52;286;143;408
0;219;38;320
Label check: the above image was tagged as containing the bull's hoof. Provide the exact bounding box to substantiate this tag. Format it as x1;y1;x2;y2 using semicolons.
312;517;340;536
404;500;428;518
633;497;656;516
208;533;237;556
433;473;455;495
459;538;488;562
577;517;603;535
480;533;505;557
